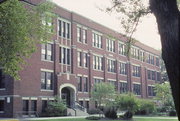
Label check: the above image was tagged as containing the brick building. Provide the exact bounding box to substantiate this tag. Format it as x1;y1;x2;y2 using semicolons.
0;0;161;117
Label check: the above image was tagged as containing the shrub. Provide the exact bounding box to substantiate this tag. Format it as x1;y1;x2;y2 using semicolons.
169;110;177;116
41;97;67;117
136;99;155;115
87;108;101;114
104;106;117;119
123;111;133;119
85;116;101;120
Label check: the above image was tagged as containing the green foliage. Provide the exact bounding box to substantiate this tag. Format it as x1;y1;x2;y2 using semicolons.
0;0;54;79
136;99;156;115
115;93;139;113
42;97;67;117
104;106;117;119
87;108;101;115
91;82;115;108
85;116;101;120
154;82;175;112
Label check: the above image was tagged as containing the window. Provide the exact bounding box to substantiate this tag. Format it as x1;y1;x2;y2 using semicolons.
93;55;103;70
31;100;37;112
133;84;141;95
77;51;83;67
84;77;88;92
139;50;145;62
94;78;103;83
147;54;155;65
82;29;87;43
119;82;128;93
84;53;88;68
156;72;161;81
59;47;70;65
42;14;53;32
108;80;116;87
0;69;5;89
119;42;126;56
41;43;53;61
58;19;70;39
41;71;53;90
107;59;115;73
0;99;4;112
156;57;159;66
42;100;48;112
147;70;156;81
148;86;156;96
77;27;81;42
92;32;102;48
77;76;82;92
107;39;115;52
23;100;29;115
131;47;140;59
132;65;140;77
119;62;127;75
85;101;89;110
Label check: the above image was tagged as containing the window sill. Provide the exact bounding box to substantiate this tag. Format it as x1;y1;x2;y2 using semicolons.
107;72;116;74
93;69;103;72
41;89;53;92
41;59;53;63
59;36;71;40
119;74;127;76
132;76;141;78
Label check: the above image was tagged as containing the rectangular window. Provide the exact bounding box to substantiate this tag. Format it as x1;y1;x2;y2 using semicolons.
119;42;126;56
0;69;5;89
147;70;156;81
156;72;161;81
42;100;48;112
108;80;116;87
78;76;82;92
133;84;141;95
156;57;159;66
23;100;29;115
59;47;70;65
31;100;37;112
107;59;115;73
77;27;81;42
85;101;89;110
132;65;140;77
77;51;83;67
84;53;88;68
119;82;128;93
41;71;53;90
148;86;156;96
82;29;87;43
0;100;5;112
94;78;103;83
147;54;155;65
58;19;70;39
92;32;102;48
107;39;115;52
119;62;127;75
41;43;53;61
84;77;88;92
93;55;103;70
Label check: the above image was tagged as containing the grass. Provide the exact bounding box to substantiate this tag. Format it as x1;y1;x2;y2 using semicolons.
36;117;178;121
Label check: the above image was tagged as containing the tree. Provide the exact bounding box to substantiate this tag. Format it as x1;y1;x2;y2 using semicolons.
0;0;54;79
154;82;175;113
106;0;180;119
91;82;115;109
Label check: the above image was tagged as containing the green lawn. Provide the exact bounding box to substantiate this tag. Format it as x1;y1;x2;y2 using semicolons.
36;117;178;121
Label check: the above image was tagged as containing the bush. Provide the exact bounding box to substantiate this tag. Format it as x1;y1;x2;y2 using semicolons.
41;97;67;117
87;108;101;114
85;116;101;120
123;111;133;119
169;110;177;116
135;99;155;115
104;106;117;119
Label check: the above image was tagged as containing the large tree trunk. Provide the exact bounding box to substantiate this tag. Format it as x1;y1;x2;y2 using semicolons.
150;0;180;120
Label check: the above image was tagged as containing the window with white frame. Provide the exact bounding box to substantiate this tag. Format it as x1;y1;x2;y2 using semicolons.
119;62;127;75
107;59;115;73
77;51;83;67
58;19;70;39
132;65;140;77
77;27;81;42
94;78;103;83
41;43;53;61
42;13;53;32
82;29;87;43
147;70;156;81
119;42;126;56
84;53;88;68
108;80;116;87
107;39;115;52
156;57;159;66
148;86;156;96
133;84;141;95
84;77;88;92
41;71;53;90
59;47;70;65
0;99;4;113
119;82;128;93
92;32;102;48
77;76;83;92
93;55;103;70
146;53;155;65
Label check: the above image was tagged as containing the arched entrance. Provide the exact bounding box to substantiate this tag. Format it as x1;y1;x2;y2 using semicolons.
60;83;76;108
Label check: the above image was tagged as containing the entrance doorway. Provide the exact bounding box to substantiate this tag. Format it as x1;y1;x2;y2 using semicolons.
61;87;71;106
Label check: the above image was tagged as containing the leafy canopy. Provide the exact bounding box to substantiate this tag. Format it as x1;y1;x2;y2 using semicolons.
0;0;54;79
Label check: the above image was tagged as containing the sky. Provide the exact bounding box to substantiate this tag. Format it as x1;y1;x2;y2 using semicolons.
52;0;161;50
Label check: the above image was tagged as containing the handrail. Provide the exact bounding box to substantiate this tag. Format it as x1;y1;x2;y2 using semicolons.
74;101;87;112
